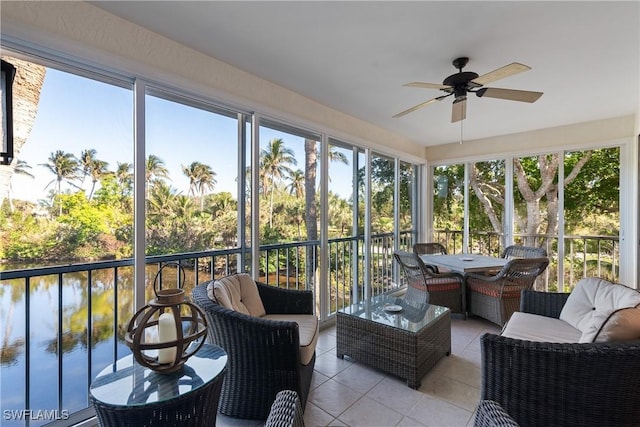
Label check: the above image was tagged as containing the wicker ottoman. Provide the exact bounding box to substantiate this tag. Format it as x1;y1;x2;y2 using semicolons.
336;297;451;389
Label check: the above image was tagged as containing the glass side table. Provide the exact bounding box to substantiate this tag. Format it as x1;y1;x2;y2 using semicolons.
90;343;227;427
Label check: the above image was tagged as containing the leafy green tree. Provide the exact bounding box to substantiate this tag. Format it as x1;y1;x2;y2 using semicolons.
563;148;619;227
57;192;113;247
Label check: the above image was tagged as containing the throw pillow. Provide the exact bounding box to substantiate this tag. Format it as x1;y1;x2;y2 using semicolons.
593;307;640;342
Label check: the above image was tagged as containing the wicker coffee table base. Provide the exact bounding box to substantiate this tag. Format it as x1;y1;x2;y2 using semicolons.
336;309;451;389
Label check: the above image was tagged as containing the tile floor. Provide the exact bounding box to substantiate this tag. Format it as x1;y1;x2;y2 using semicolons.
216;315;501;427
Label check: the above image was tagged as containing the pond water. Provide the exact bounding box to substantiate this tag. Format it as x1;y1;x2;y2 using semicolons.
0;263;204;427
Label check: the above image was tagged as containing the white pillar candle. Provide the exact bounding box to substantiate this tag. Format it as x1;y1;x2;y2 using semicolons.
157;312;177;364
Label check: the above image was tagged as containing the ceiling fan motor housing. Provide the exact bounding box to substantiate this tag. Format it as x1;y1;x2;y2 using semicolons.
443;71;479;100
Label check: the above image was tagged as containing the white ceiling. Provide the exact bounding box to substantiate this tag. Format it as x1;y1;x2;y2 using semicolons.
92;1;639;146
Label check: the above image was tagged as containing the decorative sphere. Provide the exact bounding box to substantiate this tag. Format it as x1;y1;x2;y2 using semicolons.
125;287;207;374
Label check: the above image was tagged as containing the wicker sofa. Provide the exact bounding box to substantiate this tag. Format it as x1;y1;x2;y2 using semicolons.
480;278;640;427
192;274;317;420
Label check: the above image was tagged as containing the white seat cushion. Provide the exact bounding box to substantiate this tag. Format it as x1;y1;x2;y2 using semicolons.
502;311;582;343
559;277;640;343
263;314;319;365
207;273;266;317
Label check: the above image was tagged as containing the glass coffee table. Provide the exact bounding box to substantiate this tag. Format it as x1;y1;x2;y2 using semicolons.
90;343;227;427
337;295;451;389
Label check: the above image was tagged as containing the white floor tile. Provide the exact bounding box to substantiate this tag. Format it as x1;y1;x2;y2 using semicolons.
337;395;404;427
307;378;363;417
406;394;474;427
219;317;490;427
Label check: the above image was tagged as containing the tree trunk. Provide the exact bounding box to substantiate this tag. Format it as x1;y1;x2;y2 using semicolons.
469;163;503;234
304;139;318;297
0;56;46;204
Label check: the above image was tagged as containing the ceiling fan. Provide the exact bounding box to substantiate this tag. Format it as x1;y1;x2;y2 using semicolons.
393;57;543;122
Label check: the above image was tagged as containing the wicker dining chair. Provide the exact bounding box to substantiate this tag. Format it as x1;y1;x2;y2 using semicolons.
501;245;547;259
413;242;448;273
465;257;549;326
394;250;466;315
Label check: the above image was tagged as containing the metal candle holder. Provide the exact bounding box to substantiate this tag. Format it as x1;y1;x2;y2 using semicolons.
125;263;207;374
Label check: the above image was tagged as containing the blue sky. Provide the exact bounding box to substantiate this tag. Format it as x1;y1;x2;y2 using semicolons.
12;67;355;204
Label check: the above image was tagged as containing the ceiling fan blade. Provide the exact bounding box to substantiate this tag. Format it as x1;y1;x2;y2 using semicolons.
472;62;531;86
393;95;449;118
451;98;466;123
476;87;543;103
403;82;451;90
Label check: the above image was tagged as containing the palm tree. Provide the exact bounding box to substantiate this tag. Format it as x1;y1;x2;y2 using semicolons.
115;162;133;196
260;138;297;226
79;149;97;187
145;155;170;200
40;150;79;215
328;193;353;236
304;141;350;283
7;159;34;212
81;150;109;200
147;180;177;221
286;169;305;198
207;191;236;216
182;161;217;210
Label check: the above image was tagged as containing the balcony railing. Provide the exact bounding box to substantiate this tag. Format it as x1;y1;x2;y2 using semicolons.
0;230;414;426
433;229;619;291
0;229;617;426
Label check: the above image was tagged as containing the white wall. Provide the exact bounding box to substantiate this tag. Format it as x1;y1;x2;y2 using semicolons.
425;115;636;163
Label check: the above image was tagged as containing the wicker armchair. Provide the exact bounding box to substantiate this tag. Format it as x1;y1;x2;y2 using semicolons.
413;242;447;273
191;281;315;420
501;245;547;259
265;390;305;427
394;250;465;315
481;290;640;427
465;257;548;326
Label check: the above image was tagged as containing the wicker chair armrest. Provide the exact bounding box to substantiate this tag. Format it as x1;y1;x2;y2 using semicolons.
431;271;464;281
256;282;314;315
519;289;570;318
465;271;501;283
265;390;305;427
481;333;640;427
474;400;519;427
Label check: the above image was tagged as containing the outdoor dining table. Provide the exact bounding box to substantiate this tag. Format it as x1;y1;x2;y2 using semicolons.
419;253;507;274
